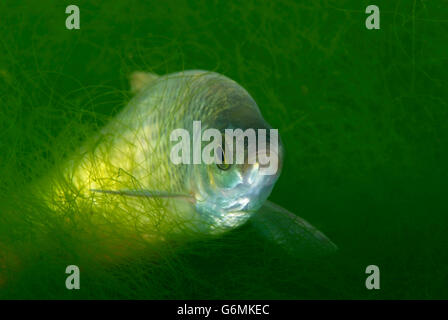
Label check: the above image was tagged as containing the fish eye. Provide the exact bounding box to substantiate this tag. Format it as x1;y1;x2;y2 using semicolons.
216;146;231;171
217;162;231;171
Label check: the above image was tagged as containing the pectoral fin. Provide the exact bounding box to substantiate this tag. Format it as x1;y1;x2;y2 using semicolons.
249;201;337;257
90;189;195;202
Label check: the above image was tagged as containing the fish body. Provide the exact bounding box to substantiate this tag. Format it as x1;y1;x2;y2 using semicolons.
39;70;336;254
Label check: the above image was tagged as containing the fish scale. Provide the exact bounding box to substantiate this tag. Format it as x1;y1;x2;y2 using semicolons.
73;71;246;193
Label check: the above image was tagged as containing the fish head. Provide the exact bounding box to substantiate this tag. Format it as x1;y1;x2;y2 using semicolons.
190;107;284;233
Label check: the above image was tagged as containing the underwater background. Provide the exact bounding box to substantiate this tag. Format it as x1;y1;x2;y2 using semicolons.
0;0;447;299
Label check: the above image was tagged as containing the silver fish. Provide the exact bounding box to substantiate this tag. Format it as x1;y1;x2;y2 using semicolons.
42;70;337;255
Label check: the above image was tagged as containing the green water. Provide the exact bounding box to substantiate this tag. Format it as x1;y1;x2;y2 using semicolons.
0;0;447;299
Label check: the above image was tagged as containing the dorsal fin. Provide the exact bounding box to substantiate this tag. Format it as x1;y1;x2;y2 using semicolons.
129;71;159;94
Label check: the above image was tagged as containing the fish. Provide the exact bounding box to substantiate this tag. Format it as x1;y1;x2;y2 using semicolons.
37;69;337;256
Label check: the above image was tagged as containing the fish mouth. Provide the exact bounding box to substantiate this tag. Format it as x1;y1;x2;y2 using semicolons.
222;197;251;212
197;206;253;233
